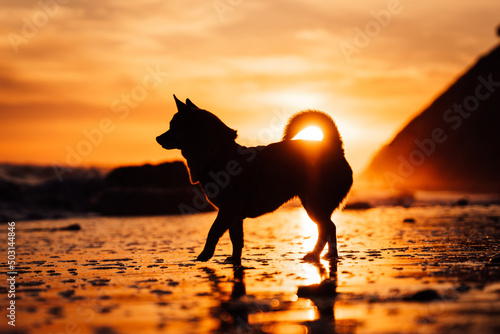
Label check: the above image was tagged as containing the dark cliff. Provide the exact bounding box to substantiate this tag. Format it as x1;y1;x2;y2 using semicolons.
361;44;500;193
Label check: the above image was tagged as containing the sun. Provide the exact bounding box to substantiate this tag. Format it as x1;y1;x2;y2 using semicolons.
292;126;324;141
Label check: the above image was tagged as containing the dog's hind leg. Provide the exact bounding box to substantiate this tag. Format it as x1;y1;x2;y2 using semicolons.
322;220;338;260
197;209;240;262
304;217;337;261
224;219;244;265
301;199;338;262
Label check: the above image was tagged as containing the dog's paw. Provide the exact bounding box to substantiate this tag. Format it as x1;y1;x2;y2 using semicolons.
302;252;320;263
322;251;338;260
196;250;213;262
224;256;242;266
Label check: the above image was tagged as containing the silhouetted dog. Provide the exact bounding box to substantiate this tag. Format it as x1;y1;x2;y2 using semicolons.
157;96;352;264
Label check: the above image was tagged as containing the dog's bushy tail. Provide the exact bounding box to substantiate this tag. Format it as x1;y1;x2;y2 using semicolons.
282;110;344;152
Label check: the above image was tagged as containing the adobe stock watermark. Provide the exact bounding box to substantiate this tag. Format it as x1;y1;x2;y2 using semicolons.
178;106;293;215
213;0;243;22
6;222;17;327
52;65;169;181
339;0;413;63
384;73;500;189
7;0;71;54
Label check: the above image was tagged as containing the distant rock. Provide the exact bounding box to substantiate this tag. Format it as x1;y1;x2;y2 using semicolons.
105;161;190;188
360;44;500;193
403;289;441;302
58;224;82;231
454;198;469;207
92;161;214;216
23;224;82;232
344;201;372;210
93;186;213;216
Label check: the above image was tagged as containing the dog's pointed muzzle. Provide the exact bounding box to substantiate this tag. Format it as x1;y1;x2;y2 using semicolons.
156;130;180;150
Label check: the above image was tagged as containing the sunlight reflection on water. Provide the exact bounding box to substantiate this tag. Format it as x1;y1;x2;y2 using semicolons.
297;209;318;253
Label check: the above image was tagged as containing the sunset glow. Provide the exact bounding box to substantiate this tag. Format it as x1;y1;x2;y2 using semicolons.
292;126;324;141
0;1;498;174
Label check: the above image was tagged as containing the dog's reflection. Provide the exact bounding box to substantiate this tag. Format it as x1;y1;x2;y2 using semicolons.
201;266;250;333
204;261;339;333
219;267;250;333
297;260;338;332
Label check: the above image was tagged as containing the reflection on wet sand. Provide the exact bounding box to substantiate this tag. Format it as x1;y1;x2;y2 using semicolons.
1;205;500;333
297;261;339;333
213;267;250;333
210;260;360;334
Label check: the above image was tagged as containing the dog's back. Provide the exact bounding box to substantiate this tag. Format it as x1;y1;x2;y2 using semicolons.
234;110;352;218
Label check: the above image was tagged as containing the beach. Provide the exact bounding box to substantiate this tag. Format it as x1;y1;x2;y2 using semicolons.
1;204;500;334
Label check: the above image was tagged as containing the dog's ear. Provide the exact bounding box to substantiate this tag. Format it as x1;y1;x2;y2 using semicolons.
173;94;189;113
186;98;199;109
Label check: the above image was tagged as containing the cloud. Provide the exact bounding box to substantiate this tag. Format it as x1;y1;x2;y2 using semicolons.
0;0;499;171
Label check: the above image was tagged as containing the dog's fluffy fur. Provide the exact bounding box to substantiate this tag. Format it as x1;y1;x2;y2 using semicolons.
157;96;352;264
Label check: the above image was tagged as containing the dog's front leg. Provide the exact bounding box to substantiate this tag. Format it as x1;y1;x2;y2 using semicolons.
224;220;244;265
197;209;239;262
323;223;338;259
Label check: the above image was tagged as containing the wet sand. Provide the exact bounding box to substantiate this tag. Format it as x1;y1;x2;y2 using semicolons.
1;204;500;333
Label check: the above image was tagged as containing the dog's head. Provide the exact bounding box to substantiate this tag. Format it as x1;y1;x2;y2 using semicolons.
156;95;237;151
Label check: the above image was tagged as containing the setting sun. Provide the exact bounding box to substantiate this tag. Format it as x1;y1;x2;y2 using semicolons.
292;126;324;141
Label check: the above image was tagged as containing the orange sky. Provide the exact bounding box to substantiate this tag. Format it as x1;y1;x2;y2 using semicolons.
1;0;499;174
